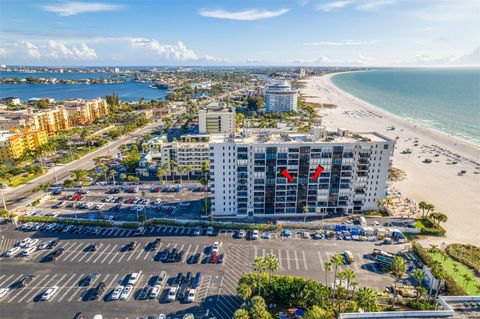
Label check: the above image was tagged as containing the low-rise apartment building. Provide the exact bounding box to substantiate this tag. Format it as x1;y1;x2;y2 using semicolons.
137;136;210;178
0;129;48;163
64;98;109;126
209;126;394;217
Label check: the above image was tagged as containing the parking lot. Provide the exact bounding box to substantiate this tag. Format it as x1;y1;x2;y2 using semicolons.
32;188;206;222
0;223;407;319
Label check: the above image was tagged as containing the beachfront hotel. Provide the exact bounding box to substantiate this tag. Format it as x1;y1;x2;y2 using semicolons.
264;80;299;113
209;125;395;217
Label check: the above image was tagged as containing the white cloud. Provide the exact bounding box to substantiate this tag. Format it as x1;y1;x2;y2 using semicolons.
408;1;479;22
316;1;353;11
454;47;480;65
15;40;97;60
199;8;289;20
129;38;198;61
356;0;395;11
317;0;395;12
40;1;123;16
301;40;378;46
0;48;7;57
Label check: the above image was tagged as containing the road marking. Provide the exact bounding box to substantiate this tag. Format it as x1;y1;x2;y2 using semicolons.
253;246;258;259
134;248;143;260
25;274;58;303
0;274;15;287
66;243;86;262
302;250;308;271
318;251;325;271
57;274;83;302
116;250;129;263
92;244;110;264
100;244;118;264
17;274;52;303
278;249;284;270
286;250;291;270
48;274;68;302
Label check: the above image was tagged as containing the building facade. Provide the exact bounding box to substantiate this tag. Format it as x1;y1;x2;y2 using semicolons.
64;98;109;126
198;102;236;134
264;80;299;113
28;107;70;134
209;127;394;217
0;129;48;163
137;136;210;177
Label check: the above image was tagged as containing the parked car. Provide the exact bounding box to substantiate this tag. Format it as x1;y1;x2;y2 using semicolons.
110;285;124;301
155;271;168;287
191;272;202;288
120;285;133;300
186;288;196;303
128;271;142;285
149;285;161;299
41;286;59;300
206;226;214;236
18;275;35;288
5;246;21;257
126;241;137;251
193;226;202;236
166;287;178;302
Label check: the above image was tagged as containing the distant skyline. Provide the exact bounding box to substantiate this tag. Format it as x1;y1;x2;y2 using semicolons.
0;0;479;66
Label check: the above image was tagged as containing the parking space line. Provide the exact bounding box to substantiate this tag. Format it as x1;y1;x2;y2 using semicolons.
100;245;118;264
318;251;325;271
134;248;144;260
57;274;83;302
253;246;258;259
302;250;308;271
184;244;192;260
47;274;68;302
75;247;90;263
165;226;172;233
278;249;284;270
286;250;291;270
106;274;120;291
84;250;98;263
67;283;85;302
16;274;51;303
6;275;37;302
0;274;15;287
117;251;129;263
65;243;86;262
92;244;110;264
24;274;58;303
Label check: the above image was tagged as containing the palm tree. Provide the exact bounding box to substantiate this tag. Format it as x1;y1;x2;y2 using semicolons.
237;283;252;301
324;260;333;286
389;256;407;308
412;269;427;302
253;256;267;296
169;160;176;182
462;274;472;290
177;165;184;182
342;268;356;305
108;170;116;185
185;164;192;183
428;244;440;255
330;254;345;304
263;254;279;287
119;173;127;184
355;287;379;312
418;201;428;217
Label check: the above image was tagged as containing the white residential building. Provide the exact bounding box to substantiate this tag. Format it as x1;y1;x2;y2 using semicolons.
198;102;236;134
264;80;299;113
137;136;210;177
209;126;394;217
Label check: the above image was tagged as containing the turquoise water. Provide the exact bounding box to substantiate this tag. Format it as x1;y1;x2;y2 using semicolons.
332;68;480;144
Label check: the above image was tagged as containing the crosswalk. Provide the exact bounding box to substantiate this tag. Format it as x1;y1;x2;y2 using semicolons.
0;239;222;265
0;272;174;304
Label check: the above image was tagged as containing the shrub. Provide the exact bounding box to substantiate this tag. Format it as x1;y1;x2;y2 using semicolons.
121;222;140;229
446;244;480;274
407;300;436;310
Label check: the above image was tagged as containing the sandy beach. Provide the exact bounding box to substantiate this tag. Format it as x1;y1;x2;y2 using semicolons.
301;73;480;245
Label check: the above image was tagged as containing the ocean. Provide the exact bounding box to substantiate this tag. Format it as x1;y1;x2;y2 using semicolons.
331;68;480;144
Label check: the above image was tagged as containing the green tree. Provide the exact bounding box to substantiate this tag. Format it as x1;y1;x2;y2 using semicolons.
355;287;380;312
412;269;427;302
63;179;74;188
232;309;250;319
253;257;267;296
304;305;334;319
237;282;253;301
330;254;345;304
324;260;333;287
390;256;407;308
264;253;280;287
185;164;192;183
430;212;448;225
119;173;127;183
248;296;271;319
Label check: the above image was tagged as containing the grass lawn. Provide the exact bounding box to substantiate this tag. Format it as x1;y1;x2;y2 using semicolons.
8;172;44;187
430;252;480;295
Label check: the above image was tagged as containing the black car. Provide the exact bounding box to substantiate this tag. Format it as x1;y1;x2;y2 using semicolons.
138;286;151;300
90;242;101;252
191;272;202;288
189;252;200;264
82;273;98;286
151;238;161;250
246;230;253;240
72;312;85;319
185;272;192;285
160;248;169;262
217;254;224;264
48;239;60;249
18;275;35;288
175;250;184;262
167;248;177;262
87;281;105;300
172;272;183;286
46;247;64;261
126;241;137;251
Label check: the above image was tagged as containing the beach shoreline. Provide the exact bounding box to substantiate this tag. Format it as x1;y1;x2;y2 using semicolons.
301;73;480;245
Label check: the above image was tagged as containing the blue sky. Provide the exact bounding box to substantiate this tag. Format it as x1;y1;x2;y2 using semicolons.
0;0;479;66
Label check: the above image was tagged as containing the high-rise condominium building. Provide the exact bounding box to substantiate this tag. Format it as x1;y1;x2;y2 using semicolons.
198;102;236;134
209;126;394;217
264;80;299;113
0;129;48;163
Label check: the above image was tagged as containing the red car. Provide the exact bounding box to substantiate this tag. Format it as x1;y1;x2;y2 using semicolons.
209;252;217;264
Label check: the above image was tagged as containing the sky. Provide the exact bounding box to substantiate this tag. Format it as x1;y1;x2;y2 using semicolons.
0;0;479;66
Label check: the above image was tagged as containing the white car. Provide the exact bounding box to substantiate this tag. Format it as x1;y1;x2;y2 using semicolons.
0;288;10;299
186;288;196;303
111;285;124;300
206;227;214;236
128;271;141;285
95;203;105;210
18;238;31;248
5;246;21;257
166;287;177;302
41;286;59;301
212;242;219;254
149;285;161;299
25;238;39;248
22;246;37;256
120;285;133;300
252;230;259;240
38;241;50;250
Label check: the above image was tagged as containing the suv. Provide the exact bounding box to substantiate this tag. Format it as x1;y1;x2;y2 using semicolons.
160;249;169;262
191;272;202;288
126;241;137;251
18;275;35;288
82;273;98;286
89;282;106;300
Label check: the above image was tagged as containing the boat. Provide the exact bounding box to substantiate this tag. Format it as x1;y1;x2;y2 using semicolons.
149;82;170;89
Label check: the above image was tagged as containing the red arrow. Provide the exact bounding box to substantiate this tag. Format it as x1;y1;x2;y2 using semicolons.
311;165;324;181
281;169;294;182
